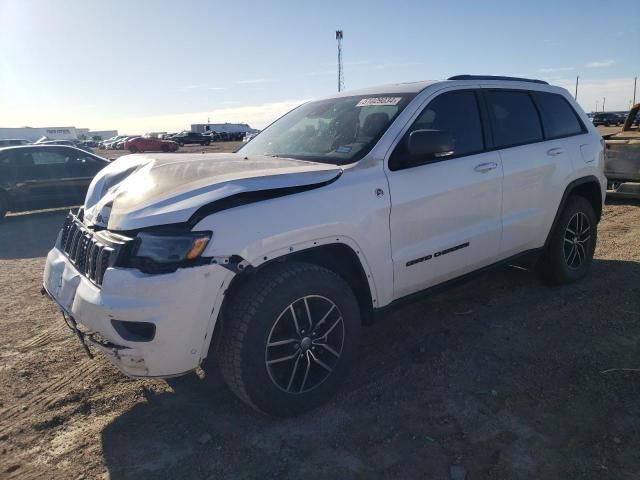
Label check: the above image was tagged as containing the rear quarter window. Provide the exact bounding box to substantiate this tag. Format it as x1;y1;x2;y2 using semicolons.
486;90;543;148
532;92;585;139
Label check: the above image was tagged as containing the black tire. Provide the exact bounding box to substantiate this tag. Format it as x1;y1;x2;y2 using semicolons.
128;146;138;153
204;141;211;146
538;196;597;284
161;144;169;153
178;141;184;147
0;192;8;221
216;262;361;416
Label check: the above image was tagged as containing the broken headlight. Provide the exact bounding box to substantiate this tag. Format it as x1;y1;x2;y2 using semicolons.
133;232;211;267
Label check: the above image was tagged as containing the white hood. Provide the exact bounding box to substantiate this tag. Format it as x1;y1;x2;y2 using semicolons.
83;153;342;231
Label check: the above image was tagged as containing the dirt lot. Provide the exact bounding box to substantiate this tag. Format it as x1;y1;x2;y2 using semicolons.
1;141;639;479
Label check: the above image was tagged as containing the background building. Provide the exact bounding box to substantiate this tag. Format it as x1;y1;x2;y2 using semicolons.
0;126;117;142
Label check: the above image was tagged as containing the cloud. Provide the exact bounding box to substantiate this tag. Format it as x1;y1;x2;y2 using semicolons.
237;78;275;84
91;99;307;134
538;67;573;74
586;59;615;68
207;87;226;91
556;77;636;112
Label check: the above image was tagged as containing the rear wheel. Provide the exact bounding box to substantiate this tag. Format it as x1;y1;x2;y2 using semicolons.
128;146;139;153
161;144;169;153
538;196;597;284
216;262;361;416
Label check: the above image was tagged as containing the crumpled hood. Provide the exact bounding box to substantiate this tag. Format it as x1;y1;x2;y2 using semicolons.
83;153;342;231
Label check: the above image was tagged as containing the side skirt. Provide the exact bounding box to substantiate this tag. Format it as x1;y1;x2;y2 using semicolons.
373;248;543;322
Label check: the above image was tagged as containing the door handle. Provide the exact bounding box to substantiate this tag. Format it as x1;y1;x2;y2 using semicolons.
547;147;564;156
474;162;498;173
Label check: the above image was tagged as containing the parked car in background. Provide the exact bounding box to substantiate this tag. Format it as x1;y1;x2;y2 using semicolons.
114;136;141;150
42;75;605;416
228;131;245;141
36;139;95;154
242;132;259;142
202;131;222;141
0;139;30;147
0;145;109;220
592;113;622;126
170;131;211;146
124;136;179;153
101;136;129;149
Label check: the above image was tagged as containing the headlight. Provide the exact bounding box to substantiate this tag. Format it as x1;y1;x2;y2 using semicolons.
134;232;212;264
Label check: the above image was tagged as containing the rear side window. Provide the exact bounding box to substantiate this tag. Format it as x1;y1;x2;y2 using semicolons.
486;90;543;148
410;91;485;157
32;150;71;165
533;92;585;139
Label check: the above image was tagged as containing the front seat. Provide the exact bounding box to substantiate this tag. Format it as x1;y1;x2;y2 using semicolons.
360;112;390;139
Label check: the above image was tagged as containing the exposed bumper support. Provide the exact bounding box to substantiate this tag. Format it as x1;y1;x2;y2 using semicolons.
43;247;236;377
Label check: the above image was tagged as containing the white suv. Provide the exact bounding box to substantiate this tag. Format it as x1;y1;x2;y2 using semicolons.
43;75;605;415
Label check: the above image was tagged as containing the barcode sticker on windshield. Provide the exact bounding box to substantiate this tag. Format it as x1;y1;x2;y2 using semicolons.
356;97;402;107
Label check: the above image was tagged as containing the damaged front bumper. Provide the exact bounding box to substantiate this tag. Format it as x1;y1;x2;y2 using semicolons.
43;246;235;377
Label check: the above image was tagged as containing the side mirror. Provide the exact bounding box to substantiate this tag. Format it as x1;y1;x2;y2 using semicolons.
406;129;455;164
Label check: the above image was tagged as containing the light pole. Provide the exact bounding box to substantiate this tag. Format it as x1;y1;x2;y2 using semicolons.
602;97;606;112
336;30;344;93
595;100;599;113
574;76;579;100
634;76;637;106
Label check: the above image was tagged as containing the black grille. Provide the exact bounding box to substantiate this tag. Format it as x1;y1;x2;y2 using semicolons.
59;213;126;287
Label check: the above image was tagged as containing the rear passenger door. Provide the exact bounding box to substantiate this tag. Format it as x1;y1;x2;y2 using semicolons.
484;89;581;257
387;89;504;299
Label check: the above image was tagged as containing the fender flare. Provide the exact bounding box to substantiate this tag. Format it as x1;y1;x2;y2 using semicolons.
544;175;603;248
243;235;379;306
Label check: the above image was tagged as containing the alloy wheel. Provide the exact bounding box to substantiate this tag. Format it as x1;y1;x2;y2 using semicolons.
265;295;344;394
563;212;591;269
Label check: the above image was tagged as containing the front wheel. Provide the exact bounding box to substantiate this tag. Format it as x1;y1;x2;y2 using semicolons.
128;146;139;153
216;262;361;416
538;196;597;284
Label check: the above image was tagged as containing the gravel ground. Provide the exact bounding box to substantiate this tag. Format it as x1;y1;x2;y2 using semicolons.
0;156;638;479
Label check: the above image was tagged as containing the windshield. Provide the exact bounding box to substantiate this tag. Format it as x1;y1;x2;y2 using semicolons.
238;93;416;164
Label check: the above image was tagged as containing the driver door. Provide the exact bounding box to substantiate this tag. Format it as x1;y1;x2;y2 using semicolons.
386;89;504;299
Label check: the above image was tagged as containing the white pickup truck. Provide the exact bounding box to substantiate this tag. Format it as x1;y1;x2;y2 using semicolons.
43;76;606;416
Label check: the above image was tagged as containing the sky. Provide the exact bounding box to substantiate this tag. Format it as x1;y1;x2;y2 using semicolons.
0;0;638;134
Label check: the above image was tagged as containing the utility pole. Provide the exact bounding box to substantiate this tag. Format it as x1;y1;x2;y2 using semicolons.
336;30;344;92
595;100;599;113
634;76;637;106
603;97;606;112
574;76;579;100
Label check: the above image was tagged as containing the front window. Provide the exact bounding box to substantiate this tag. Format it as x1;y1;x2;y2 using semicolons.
238;93;416;164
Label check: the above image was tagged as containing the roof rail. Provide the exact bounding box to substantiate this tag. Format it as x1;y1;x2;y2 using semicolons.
448;75;549;85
